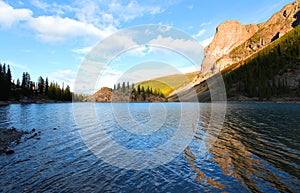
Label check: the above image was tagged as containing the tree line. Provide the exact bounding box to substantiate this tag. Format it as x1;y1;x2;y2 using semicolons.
0;63;72;101
113;81;165;100
224;24;300;100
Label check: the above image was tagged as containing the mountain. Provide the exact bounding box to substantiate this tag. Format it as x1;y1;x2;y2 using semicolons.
223;24;300;101
169;1;300;102
202;1;299;74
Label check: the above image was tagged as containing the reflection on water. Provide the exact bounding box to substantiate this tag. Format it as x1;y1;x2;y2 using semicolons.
0;103;299;192
185;103;300;192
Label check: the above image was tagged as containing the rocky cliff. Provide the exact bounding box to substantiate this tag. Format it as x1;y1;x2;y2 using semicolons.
202;1;299;73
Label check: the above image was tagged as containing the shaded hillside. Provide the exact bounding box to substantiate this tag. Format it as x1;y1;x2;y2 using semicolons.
224;24;300;101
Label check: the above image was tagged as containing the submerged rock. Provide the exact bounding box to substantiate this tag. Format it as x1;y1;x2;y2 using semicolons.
5;150;15;155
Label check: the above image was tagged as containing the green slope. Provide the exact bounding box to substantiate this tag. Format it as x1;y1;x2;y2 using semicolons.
137;72;199;97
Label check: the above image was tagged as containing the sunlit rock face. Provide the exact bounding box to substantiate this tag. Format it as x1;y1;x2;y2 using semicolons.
202;1;299;73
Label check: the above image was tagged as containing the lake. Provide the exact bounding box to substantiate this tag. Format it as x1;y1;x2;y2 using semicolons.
0;103;299;192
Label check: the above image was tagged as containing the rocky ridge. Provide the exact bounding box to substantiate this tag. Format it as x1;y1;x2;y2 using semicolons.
202;1;299;73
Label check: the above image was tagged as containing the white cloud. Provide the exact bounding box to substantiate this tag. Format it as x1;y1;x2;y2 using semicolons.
28;16;116;42
194;29;206;38
96;66;122;89
149;35;204;65
200;36;214;47
0;1;32;28
48;69;77;90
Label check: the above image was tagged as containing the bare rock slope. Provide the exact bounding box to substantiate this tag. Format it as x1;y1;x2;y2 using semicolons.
202;1;299;73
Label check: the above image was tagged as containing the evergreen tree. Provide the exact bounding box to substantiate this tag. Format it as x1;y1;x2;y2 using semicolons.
141;86;145;94
5;65;12;99
45;77;49;96
38;76;45;95
0;64;4;100
137;85;141;94
122;82;126;92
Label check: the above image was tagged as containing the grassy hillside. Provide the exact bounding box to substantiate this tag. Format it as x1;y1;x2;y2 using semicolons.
224;24;300;100
137;71;199;97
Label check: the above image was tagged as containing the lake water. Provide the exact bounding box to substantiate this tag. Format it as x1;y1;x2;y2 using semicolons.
0;103;299;192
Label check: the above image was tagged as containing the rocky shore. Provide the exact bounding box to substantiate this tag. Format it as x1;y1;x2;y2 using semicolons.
0;128;40;155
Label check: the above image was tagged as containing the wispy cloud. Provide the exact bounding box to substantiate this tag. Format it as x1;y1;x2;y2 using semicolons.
108;1;163;22
5;61;28;70
200;22;212;27
187;5;193;9
72;46;94;55
193;29;206;38
30;0;48;10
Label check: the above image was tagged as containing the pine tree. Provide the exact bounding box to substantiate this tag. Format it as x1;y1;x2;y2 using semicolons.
137;85;141;94
45;77;49;96
0;64;4;100
6;65;12;99
122;82;126;92
38;76;44;95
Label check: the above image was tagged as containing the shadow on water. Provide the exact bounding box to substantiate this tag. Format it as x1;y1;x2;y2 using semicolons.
185;103;300;193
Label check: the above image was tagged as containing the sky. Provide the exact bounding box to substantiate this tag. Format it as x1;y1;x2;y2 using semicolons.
0;0;295;91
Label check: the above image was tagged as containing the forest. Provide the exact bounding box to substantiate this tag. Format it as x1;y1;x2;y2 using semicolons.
224;24;300;100
0;64;73;101
113;82;165;100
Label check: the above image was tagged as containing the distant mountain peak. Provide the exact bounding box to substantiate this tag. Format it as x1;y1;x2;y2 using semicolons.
201;1;299;73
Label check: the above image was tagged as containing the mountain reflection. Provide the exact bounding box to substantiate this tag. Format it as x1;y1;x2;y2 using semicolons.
184;104;300;192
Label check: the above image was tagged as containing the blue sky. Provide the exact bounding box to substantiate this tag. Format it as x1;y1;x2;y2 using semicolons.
0;0;295;90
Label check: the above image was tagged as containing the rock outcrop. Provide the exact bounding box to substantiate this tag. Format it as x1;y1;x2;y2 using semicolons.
202;1;299;73
83;87;112;102
83;87;167;102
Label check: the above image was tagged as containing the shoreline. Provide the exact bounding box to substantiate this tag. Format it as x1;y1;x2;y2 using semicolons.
0;100;72;105
1;99;300;105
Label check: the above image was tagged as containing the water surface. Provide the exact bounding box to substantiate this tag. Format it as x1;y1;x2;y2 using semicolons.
0;103;299;192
